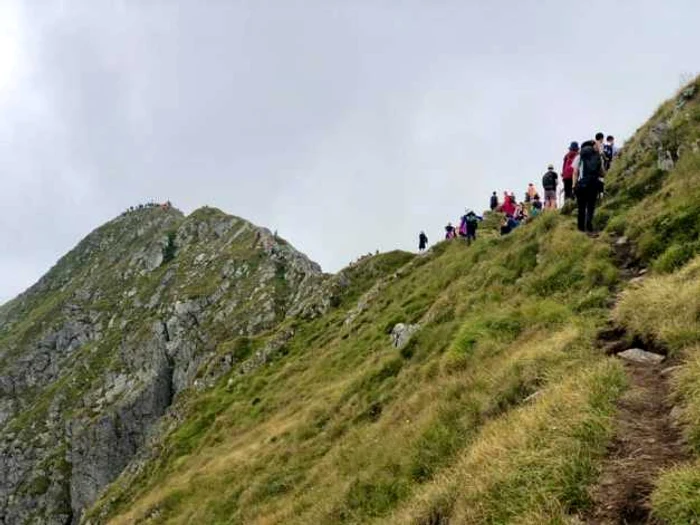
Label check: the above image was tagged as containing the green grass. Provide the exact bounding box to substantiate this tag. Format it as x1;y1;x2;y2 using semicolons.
83;215;627;525
12;76;700;525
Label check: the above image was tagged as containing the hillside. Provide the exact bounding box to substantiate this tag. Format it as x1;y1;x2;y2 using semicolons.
2;76;700;525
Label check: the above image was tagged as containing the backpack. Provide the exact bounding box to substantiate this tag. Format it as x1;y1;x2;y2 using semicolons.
578;147;603;188
542;171;557;190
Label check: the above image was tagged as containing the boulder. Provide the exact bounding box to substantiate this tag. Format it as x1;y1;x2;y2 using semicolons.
617;348;665;364
390;323;419;349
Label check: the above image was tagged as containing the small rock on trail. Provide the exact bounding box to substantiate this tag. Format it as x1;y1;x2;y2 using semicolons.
617;348;666;365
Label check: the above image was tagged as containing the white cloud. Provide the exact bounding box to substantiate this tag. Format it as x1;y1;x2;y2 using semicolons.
2;0;700;300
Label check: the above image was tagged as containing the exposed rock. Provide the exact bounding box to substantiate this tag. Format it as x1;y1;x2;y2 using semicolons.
0;205;335;523
617;348;666;365
658;149;675;171
390;323;420;349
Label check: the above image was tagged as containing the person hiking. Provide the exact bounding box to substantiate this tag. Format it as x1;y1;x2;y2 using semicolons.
526;183;537;203
458;212;469;238
490;191;499;211
445;222;456;240
573;140;604;233
502;192;516;216
531;194;543;218
464;210;483;244
595;132;608;174
542;164;559;209
500;216;512;236
603;135;616;171
418;231;428;252
562;141;579;200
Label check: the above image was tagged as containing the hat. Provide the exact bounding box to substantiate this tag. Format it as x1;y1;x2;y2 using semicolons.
569;141;579;151
547;164;554;170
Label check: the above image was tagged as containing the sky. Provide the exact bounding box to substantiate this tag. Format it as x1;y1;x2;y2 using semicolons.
1;0;699;304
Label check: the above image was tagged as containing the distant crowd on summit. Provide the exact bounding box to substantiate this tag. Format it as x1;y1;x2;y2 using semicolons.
419;132;619;250
120;201;173;217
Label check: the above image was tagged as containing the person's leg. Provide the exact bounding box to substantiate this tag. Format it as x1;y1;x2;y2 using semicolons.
586;188;597;232
564;179;573;199
577;190;587;231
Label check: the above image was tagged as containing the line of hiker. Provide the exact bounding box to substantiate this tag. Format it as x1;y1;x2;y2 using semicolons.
121;201;173;217
418;131;619;251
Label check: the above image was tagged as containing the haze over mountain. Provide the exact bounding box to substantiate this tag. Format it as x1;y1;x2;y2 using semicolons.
2;1;700;303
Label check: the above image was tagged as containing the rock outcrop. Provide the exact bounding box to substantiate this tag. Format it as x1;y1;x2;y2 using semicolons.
0;205;335;524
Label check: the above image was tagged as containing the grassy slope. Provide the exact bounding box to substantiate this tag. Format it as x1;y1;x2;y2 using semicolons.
87;209;627;525
84;77;700;524
598;77;700;523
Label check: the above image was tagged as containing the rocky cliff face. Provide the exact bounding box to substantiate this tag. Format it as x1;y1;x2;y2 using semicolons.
0;205;335;524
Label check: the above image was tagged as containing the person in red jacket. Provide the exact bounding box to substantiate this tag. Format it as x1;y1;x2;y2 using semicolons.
502;193;516;216
562;141;579;200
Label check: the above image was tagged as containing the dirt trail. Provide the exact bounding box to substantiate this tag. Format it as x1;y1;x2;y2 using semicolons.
584;237;690;524
585;359;688;524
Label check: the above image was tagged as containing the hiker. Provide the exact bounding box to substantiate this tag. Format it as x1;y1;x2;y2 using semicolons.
418;231;428;252
445;222;456;240
464;210;483;244
500;216;512;236
531;194;543;218
595;132;608;173
458;213;468;238
490;191;499;211
502;192;516;216
526;183;537;203
603;135;617;171
573;140;604;233
542;164;559;209
562;141;579;200
507;214;520;231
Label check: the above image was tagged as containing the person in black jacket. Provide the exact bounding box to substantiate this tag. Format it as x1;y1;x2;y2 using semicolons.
542;165;559;210
573;140;604;233
489;191;499;211
418;231;428;252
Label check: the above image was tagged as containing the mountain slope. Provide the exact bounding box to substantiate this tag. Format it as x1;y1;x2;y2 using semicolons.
0;205;350;524
4;76;700;525
81;211;625;525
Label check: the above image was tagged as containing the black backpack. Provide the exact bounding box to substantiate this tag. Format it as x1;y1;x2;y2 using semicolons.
578;147;602;188
542;171;557;190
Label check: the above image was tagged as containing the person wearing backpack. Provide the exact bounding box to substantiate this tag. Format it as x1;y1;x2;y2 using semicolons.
445;222;456;240
562;142;579;200
573;140;604;233
464;210;483;244
490;192;499;211
418;231;428;252
603;135;616;171
542;165;559;210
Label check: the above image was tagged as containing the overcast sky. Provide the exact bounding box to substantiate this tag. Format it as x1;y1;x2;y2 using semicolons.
1;0;699;303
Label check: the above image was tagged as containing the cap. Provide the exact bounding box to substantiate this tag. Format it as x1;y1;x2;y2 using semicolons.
569;141;579;151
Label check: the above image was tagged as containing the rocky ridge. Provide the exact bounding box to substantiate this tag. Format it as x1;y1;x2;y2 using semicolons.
0;205;342;524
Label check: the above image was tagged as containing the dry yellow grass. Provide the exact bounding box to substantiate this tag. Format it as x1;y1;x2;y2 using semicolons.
614;256;700;352
386;360;626;524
